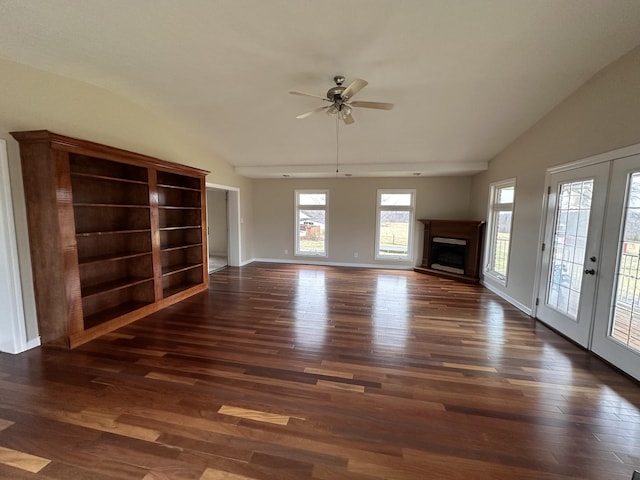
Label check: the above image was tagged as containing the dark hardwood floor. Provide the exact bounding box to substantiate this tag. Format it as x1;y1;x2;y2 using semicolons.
1;263;639;479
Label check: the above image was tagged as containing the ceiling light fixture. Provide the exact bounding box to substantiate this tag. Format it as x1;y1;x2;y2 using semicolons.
290;75;394;178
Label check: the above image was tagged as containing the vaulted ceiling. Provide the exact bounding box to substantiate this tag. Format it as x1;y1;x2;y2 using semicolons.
1;1;640;178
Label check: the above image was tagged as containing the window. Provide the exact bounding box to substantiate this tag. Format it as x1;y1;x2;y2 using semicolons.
295;190;328;256
485;179;515;283
375;189;415;260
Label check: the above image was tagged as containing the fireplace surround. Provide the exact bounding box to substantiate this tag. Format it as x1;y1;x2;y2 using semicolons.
415;219;485;283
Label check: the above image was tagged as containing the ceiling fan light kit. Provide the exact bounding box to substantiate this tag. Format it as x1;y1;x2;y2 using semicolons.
290;75;393;125
289;75;395;176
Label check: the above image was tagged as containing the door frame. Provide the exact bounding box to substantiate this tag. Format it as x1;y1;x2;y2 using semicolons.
206;182;241;267
591;153;640;380
533;142;640;323
533;163;609;347
0;139;31;353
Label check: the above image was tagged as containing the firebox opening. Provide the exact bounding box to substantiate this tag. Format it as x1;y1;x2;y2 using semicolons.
430;237;467;275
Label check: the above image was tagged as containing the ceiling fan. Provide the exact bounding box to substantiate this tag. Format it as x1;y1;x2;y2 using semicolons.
289;75;393;125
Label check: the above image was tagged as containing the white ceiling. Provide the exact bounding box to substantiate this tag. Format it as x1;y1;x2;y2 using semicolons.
1;1;640;178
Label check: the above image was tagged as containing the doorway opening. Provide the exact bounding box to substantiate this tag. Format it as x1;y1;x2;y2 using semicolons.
207;188;228;272
206;183;241;271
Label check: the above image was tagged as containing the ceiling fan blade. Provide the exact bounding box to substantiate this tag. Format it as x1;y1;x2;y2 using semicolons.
350;101;394;110
342;112;355;125
289;90;328;101
296;105;329;119
341;78;368;100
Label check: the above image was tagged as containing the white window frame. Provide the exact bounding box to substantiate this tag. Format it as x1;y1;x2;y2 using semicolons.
484;178;516;285
295;189;328;257
375;189;416;261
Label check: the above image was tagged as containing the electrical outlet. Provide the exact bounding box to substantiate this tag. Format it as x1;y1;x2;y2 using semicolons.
284;249;289;255
354;252;358;258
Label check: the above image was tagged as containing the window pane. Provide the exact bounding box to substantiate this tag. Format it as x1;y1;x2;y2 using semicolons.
611;172;640;353
381;193;412;207
546;179;593;320
378;210;410;257
490;211;512;276
299;193;326;206
497;186;514;204
486;180;515;282
298;209;326;254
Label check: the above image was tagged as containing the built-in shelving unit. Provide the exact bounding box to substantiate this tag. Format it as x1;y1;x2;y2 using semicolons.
157;170;205;299
11;130;209;348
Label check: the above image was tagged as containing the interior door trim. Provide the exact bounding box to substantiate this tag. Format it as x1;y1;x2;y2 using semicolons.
547;142;640;175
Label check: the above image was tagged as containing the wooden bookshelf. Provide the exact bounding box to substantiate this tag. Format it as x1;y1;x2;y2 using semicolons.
11;130;209;348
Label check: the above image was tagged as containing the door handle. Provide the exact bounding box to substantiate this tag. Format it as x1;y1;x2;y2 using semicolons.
584;269;596;275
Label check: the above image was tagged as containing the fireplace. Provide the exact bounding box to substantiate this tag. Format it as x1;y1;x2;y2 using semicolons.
415;220;485;283
430;237;467;274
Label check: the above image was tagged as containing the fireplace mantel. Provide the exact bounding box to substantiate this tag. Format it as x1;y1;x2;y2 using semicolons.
415;219;485;283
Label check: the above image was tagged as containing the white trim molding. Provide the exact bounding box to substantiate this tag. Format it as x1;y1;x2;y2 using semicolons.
206;182;242;267
547;141;640;174
481;279;533;316
0;139;39;353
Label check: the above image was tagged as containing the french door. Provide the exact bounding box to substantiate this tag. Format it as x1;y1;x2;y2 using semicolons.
536;163;609;347
592;154;640;380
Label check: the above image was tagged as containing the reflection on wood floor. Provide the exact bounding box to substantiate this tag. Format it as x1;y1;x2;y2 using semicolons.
0;262;639;479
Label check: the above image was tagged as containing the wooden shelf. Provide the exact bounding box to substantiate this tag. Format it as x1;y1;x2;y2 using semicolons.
76;228;152;237
161;243;203;253
81;276;154;299
159;225;202;231
157;183;201;192
162;262;203;276
78;251;152;266
69;153;149;183
11;129;209;348
71;171;148;185
158;205;201;210
163;282;202;299
83;300;153;330
74;203;151;208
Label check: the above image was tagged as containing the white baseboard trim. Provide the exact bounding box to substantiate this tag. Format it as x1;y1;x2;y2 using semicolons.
1;335;41;354
481;280;533;316
24;336;41;351
249;258;414;270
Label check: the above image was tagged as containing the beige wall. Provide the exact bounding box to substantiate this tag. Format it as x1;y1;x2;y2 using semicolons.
470;45;640;309
252;176;475;266
0;58;253;342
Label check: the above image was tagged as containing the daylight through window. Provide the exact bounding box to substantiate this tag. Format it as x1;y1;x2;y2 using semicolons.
295;190;328;256
485;179;515;283
375;190;415;260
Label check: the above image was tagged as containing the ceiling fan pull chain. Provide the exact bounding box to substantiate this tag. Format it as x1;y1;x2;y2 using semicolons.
335;113;340;174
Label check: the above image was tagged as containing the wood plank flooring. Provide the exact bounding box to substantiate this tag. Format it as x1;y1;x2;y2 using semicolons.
1;262;639;479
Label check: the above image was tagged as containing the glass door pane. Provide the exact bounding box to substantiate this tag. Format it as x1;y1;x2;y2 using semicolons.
592;155;640;380
536;161;608;348
610;172;640;353
546;180;593;319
